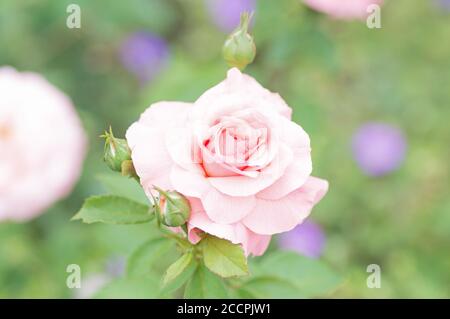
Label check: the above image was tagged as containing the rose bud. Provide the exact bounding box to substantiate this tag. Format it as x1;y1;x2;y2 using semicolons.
222;11;256;70
153;187;191;227
101;127;133;174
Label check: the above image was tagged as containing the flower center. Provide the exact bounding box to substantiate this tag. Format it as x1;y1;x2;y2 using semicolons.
199;112;273;178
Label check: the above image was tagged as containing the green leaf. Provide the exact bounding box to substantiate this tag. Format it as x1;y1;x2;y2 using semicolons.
237;276;304;299
97;173;148;204
127;237;174;278
160;257;197;296
94;276;161;299
201;235;248;278
184;264;229;299
162;251;193;287
72;195;153;224
240;251;342;298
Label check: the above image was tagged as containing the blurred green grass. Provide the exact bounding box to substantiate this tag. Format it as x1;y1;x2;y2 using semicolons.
0;0;449;298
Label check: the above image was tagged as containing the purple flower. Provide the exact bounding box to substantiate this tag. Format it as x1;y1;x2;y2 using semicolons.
278;220;325;258
119;32;169;83
74;274;110;299
204;0;256;33
105;256;126;278
351;122;407;177
436;0;450;11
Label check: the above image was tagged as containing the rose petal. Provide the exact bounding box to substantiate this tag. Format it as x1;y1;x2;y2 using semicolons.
187;198;271;256
207;144;293;196
187;199;246;244
126;123;172;192
257;148;312;200
139;101;192;128
256;118;312;200
304;0;384;20
170;164;209;197
126;101;191;193
243;176;329;235
280;117;311;153
165;124;205;174
194;68;292;119
202;187;256;224
245;231;272;256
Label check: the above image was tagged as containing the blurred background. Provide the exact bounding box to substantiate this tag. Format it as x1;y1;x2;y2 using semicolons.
0;0;449;298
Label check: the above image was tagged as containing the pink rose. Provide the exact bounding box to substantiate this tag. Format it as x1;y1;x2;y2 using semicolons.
304;0;384;20
126;68;328;256
0;67;86;221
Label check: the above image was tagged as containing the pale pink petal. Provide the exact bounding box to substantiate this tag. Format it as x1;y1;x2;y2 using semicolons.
192;68;292;123
126;122;172;191
202;187;256;224
187;198;271;256
139;101;192;128
304;0;384;20
187;199;246;245
207;144;293;196
243;176;329;235
165;124;204;174
126;101;191;193
202;150;237;177
170;165;209;197
140;100;199;174
257;148;312;200
280;117;311;152
256;118;312;200
297;176;329;204
220;68;292;119
245;231;272;256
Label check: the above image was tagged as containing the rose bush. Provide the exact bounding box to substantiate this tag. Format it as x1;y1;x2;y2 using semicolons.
0;67;86;221
126;68;328;256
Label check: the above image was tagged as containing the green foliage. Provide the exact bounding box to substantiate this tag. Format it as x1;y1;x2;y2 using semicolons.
238;252;341;298
94;276;161;299
162;251;194;287
160;256;197;296
72;195;153;224
237;276;303;298
201;235;249;278
97;173;148;204
127;237;174;278
184;264;229;299
1;0;449;299
125;237;199;297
